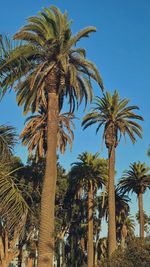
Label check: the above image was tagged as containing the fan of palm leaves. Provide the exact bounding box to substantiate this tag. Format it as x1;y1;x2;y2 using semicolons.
0;7;103;114
20;107;75;160
82;90;143;147
118;162;150;195
0;125;17;160
0;162;29;232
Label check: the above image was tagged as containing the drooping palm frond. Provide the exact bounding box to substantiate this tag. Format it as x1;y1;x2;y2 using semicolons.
0;6;103;114
0;125;17;159
82;90;143;148
20;107;75;160
0;162;29;232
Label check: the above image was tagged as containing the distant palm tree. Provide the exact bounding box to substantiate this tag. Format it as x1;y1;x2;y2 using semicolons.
0;125;16;159
0;7;103;266
118;162;150;238
70;152;107;267
20;107;75;160
82;90;143;256
136;211;150;235
100;187;131;248
119;216;135;248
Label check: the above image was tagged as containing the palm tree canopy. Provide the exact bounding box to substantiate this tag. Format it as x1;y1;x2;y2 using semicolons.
20;107;75;160
0;6;103;114
82;90;143;148
69;152;108;197
100;187;130;221
0;125;17;159
118;162;150;195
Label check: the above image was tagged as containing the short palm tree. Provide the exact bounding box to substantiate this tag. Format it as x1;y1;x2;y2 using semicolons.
70;152;107;267
118;162;150;238
82;90;143;256
0;7;103;266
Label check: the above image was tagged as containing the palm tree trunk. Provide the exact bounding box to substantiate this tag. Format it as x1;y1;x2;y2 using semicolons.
27;257;34;267
94;240;98;266
138;192;144;238
108;146;116;257
88;182;93;267
121;224;127;249
38;91;58;267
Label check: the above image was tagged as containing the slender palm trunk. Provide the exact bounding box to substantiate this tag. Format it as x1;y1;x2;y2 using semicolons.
121;224;127;249
94;240;98;266
138;192;144;238
108;146;116;257
88;182;93;267
38;91;58;267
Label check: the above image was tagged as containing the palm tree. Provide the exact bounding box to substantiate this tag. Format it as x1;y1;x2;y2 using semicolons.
82;90;143;256
0;7;103;266
0;125;16;160
70;152;107;267
100;187;131;247
118;162;150;238
119;216;135;248
20;107;75;160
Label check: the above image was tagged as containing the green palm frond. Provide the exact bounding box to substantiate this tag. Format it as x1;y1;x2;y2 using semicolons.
0;163;29;232
118;161;150;195
0;125;17;159
82;90;143;148
0;6;103;114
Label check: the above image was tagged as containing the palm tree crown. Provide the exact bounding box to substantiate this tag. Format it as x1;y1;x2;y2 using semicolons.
118;162;150;195
20;108;75;160
82;90;143;148
0;125;16;159
0;6;103;113
118;162;150;239
70;152;107;193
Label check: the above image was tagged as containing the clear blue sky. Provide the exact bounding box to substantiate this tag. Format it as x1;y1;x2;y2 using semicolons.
0;0;150;233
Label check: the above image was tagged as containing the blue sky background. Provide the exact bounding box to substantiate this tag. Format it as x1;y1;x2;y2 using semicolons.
0;0;150;235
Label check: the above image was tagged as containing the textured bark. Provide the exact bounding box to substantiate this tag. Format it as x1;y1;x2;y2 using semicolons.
81;237;85;255
94;240;98;266
108;146;116;257
38;91;58;267
121;224;127;249
88;182;93;267
138;192;144;238
0;229;19;267
27;257;34;267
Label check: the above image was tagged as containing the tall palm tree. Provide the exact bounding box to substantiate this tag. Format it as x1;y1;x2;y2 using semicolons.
82;90;143;256
118;162;150;238
0;7;103;266
70;152;107;267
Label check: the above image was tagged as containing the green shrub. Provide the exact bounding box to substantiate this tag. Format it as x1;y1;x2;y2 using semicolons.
100;238;150;267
